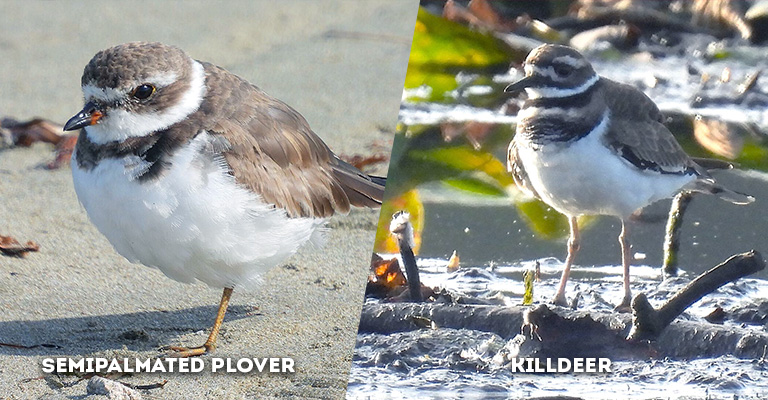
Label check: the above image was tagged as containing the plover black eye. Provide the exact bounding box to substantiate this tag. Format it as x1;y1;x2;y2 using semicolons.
553;64;573;77
131;84;155;100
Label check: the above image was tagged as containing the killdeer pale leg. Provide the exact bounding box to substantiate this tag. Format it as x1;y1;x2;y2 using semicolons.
618;220;632;309
506;44;752;310
553;216;579;306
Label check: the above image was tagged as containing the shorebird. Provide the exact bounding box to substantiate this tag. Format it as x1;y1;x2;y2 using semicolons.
506;44;752;309
63;42;385;356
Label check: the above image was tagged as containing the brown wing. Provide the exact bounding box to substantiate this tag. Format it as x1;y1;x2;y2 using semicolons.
600;79;707;176
192;62;384;218
507;139;540;199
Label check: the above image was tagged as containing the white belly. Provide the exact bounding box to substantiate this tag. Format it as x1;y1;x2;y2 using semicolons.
516;126;695;218
71;133;324;289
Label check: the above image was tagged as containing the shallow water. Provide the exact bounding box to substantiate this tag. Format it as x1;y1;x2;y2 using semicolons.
417;183;768;281
349;256;768;399
350;352;768;399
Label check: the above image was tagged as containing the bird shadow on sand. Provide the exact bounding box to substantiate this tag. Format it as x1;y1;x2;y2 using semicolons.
0;304;255;356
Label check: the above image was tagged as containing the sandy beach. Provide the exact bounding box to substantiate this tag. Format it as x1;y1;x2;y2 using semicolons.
0;1;416;398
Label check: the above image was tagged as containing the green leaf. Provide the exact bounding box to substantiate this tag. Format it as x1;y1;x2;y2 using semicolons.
514;200;597;240
410;146;516;187
405;7;519;101
515;200;569;239
403;69;459;103
736;141;768;171
409;8;515;70
442;177;507;197
522;269;535;305
384;124;517;197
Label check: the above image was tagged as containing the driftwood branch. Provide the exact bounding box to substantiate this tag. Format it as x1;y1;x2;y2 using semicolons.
629;250;765;341
517;302;768;360
358;303;526;339
359;300;768;360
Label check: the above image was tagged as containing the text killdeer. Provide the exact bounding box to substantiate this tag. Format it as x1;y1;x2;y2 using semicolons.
63;42;385;356
506;44;752;309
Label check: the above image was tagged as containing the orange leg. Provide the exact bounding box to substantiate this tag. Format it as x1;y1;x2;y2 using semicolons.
553;216;579;306
167;287;233;357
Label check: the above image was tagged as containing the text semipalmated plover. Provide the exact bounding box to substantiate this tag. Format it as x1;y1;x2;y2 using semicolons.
63;42;385;356
506;44;752;309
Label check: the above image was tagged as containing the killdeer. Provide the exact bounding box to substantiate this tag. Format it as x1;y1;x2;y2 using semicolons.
506;44;752;309
63;42;385;356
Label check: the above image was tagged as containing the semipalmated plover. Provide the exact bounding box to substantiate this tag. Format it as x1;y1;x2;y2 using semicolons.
506;44;752;309
63;42;385;356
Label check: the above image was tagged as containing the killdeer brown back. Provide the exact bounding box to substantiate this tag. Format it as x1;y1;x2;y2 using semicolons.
63;42;385;356
506;44;752;309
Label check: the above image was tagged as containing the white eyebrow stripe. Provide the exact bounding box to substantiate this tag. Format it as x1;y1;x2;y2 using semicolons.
525;74;599;99
530;65;559;80
146;71;178;88
553;55;587;68
83;85;124;103
524;64;534;76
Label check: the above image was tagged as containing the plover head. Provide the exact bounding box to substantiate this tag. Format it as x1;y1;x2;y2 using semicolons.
63;42;206;144
505;44;598;99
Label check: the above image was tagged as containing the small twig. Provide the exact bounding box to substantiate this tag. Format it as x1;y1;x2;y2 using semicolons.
339;153;390;171
662;192;694;277
125;379;169;390
19;376;47;384
0;341;61;349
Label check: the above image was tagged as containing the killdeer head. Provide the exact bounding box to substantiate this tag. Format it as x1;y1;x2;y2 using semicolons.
505;44;599;99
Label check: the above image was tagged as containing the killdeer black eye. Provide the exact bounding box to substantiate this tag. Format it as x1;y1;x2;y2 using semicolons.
131;84;155;100
553;64;573;77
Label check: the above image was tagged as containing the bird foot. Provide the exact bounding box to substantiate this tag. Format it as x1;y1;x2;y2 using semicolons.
521;321;542;341
614;296;632;313
163;344;213;358
551;294;569;307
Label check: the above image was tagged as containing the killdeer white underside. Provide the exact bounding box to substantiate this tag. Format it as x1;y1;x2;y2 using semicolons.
506;44;753;309
64;41;385;356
